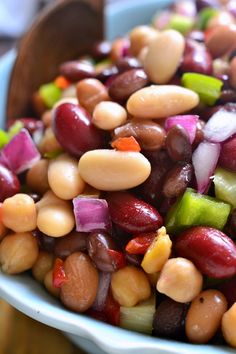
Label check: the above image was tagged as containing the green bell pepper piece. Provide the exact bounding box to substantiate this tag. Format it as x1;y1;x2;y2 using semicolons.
214;167;236;208
168;14;194;35
197;7;219;30
39;82;61;108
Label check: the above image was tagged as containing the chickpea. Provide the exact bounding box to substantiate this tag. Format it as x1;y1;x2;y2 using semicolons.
41;110;52;127
111;266;151;307
129;25;158;57
0;232;38;274
38;127;62;155
222;303;236;347
32;251;54;283
2;194;37;233
92;101;127;130
48;154;85;200
156;258;203;303
36;190;68;210
186;289;227;343
26;159;50;195
37;204;75;237
44;270;60;298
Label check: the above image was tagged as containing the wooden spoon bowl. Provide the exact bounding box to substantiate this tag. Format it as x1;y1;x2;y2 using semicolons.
7;0;104;120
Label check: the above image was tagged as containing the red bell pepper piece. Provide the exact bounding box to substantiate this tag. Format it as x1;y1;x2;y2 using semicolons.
52;258;68;288
111;136;141;152
125;232;156;254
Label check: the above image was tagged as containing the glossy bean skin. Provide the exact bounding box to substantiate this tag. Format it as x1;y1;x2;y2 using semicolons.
60;252;99;312
219;135;236;171
92;40;111;60
206;25;236;58
153;298;189;340
59;60;95;82
52;103;104;158
113;119;166;151
186;290;227;344
54;231;87;259
106;191;163;234
175;226;236;278
0;164;20;202
87;231;117;272
115;57;142;73
166;125;192;162
180;42;213;75
109;69;148;102
162;163;193;198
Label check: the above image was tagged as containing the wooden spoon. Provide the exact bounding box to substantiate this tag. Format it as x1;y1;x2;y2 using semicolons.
7;0;104;120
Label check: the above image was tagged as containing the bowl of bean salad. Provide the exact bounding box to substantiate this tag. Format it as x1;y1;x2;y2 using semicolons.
1;0;236;353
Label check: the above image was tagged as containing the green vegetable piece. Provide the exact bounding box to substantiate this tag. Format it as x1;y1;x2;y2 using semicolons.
214;167;236;208
120;296;155;335
168;14;194;35
166;188;231;233
44;150;62;159
8;121;24;140
182;73;223;106
0;129;10;149
39;82;61;108
197;7;218;30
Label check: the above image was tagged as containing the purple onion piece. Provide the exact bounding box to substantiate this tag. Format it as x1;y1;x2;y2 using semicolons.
0;128;40;174
192;141;221;194
204;110;236;143
92;272;111;312
165;115;199;144
73;197;112;233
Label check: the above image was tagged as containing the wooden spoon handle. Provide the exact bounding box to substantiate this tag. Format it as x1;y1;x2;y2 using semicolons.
7;0;104;120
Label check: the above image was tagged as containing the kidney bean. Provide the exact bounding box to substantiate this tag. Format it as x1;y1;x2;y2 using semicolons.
110;37;130;62
186;289;227;344
52;103;104;158
180;46;213;75
0;164;20;202
35;230;56;253
108;69;148;102
54;231;87;259
76;78;109;115
144;30;185;84
230;57;236;90
175;226;236;278
166;125;192;163
96;66;119;83
60;252;99;312
125;252;142;267
219;134;236;171
92;40;111;60
127;85;199;119
59;60;95;82
106;191;163;234
115;57;142;73
87;231;118;272
78;149;151;191
162;163;193;198
206;25;236;58
113;119;166;151
153;298;189;340
129;25;158;57
218;89;236;104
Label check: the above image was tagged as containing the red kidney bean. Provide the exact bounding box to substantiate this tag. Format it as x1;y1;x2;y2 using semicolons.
143;149;172;167
125;252;142;267
92;41;111;60
180;46;213;75
59;60;95;82
219;134;236;171
162;163;193;198
0;164;20;202
218;89;236;104
106;191;163;234
218;277;236;308
34;230;55;253
87;231;117;272
175;226;236;278
153;298;189;339
96;66;119;83
115;57;142;73
54;231;87;259
108;69;148;102
113;119;166;151
52;103;104;158
166;125;192;163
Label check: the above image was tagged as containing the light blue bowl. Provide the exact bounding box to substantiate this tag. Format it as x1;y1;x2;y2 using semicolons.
0;1;235;354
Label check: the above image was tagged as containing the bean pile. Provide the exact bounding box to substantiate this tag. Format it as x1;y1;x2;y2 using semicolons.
2;0;236;348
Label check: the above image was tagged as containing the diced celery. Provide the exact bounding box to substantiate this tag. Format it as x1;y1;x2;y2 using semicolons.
0;129;10;149
120;296;155;335
197;7;219;30
182;73;223;106
168;14;194;35
214;167;236;208
166;188;231;233
39;82;61;108
8;121;24;140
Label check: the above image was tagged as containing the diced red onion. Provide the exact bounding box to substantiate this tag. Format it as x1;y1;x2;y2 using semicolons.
165;115;199;144
73;197;112;232
192;141;221;194
204;110;236;143
0;129;40;174
92;272;111;312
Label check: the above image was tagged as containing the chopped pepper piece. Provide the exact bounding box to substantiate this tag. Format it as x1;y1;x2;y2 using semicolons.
111;136;141;152
52;258;68;288
54;75;71;89
125;232;156;255
214;167;236;208
39;82;62;108
166;188;231;233
168;14;194;35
